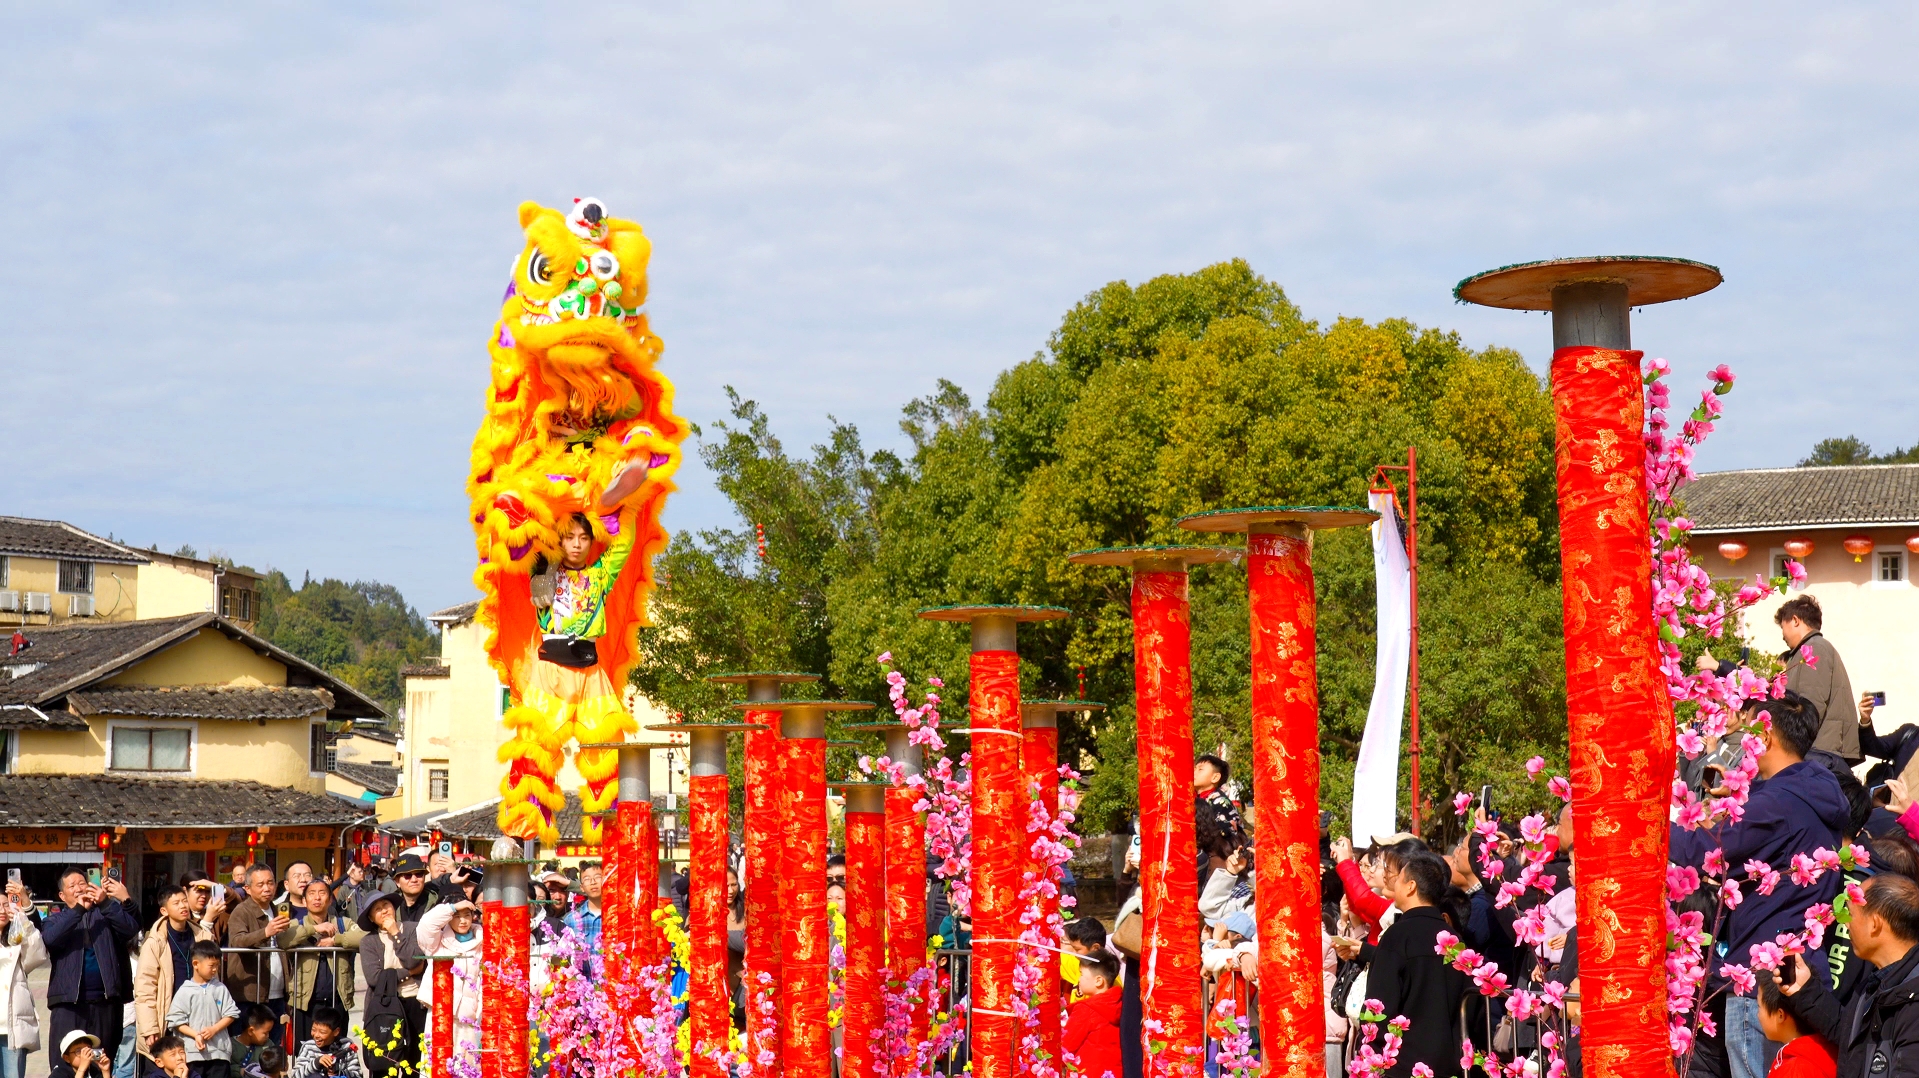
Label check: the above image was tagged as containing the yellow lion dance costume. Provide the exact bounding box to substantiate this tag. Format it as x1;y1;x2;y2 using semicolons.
467;197;686;845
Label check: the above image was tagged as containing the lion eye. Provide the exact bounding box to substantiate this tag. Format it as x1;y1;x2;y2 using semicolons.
526;250;553;286
589;251;619;281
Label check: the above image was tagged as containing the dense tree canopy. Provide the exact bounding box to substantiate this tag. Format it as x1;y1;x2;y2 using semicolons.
1799;434;1919;466
634;259;1572;837
256;572;436;720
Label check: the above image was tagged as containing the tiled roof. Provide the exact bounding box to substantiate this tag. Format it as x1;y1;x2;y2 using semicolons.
0;775;360;828
0;517;147;565
0;615;385;720
1683;464;1919;533
428;601;478;624
330;762;399;797
69;686;334;720
401;661;449;679
434;793;589;842
347;727;398;745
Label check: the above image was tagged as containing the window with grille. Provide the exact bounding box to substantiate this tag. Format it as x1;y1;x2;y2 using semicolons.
311;724;330;773
57;561;92;594
111;727;191;771
238;589;253;620
1881;551;1906;582
220;588;232;617
0;557;8;587
1772;553;1799;581
428;768;449;802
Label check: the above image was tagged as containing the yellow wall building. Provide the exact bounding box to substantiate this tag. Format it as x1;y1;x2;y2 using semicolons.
0;516;260;630
0;612;384;903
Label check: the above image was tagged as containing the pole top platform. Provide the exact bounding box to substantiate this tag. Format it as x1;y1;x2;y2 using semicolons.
840;721;912;732
1067;545;1240;569
645;719;767;734
829;779;889;814
705;670;821;685
916;604;1069;623
576;739;677;751
727;700;877;712
1453;256;1722;311
1177;506;1377;534
1021;699;1105;728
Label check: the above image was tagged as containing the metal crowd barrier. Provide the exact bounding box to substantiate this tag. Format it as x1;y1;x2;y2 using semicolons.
220;945;360;1052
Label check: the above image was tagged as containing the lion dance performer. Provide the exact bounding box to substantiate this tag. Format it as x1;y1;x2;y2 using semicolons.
467;197;686;845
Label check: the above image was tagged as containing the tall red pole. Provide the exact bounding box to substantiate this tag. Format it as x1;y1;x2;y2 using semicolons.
1180;508;1375;1077
648;721;760;1078
838;782;888;1078
757;699;875;1078
430;956;454;1078
711;671;819;1078
1067;547;1230;1076
845;720;929;1055
1457;255;1722;1075
1020;700;1104;1073
481;837;531;1078
917;604;1067;1078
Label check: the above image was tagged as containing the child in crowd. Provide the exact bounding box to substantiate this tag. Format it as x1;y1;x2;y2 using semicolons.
164;940;241;1078
244;1044;289;1078
230;1006;280;1077
1063;951;1123;1078
1757;969;1837;1078
1061;917;1108;1000
54;1031;112;1078
293;1007;364;1078
152;1035;190;1078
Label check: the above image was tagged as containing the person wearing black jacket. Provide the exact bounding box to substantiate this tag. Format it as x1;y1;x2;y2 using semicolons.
356;895;424;1078
1368;849;1469;1078
1781;872;1919;1078
41;868;141;1071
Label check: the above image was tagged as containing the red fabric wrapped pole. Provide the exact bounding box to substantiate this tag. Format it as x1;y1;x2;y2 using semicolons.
1132;570;1204;1076
744;720;786;1077
1247;530;1325;1076
431;957;454;1078
885;780;929;1052
1022;720;1064;1068
690;771;731;1076
619;797;659;971
843;802;886;1078
970;650;1021;1078
494;902;530;1078
481;900;503;1078
602;808;629;981
1550;346;1672;1071
639;804;661;966
781;733;831;1078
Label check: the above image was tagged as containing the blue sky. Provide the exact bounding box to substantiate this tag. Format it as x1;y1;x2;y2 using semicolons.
5;4;1917;613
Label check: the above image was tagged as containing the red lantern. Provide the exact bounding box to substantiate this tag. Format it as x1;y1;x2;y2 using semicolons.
95;832;111;851
246;830;261;850
1908;536;1919;556
1718;540;1749;563
1844;536;1874;562
1784;538;1815;559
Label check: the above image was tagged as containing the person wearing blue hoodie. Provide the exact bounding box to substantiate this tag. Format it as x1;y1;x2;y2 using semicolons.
1670;691;1849;1078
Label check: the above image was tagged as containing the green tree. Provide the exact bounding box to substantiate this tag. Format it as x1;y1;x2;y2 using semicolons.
255;573;436;719
632;260;1571;841
1799;435;1919;466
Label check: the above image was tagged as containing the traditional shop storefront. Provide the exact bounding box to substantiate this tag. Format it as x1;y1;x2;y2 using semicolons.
0;775;368;911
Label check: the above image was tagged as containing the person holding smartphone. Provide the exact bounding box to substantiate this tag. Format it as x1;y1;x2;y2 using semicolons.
41;868;140;1076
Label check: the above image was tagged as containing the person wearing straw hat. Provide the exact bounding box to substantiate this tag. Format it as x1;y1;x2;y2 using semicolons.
354;897;423;1078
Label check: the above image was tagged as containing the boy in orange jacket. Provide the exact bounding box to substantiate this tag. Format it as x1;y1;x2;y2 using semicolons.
1064;951;1124;1078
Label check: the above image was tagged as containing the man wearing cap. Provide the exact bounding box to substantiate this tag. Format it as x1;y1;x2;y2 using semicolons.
52;1030;110;1078
42;867;140;1075
388;855;439;925
537;871;572;938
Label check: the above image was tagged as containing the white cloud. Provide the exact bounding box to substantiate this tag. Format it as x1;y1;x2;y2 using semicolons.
4;2;1918;609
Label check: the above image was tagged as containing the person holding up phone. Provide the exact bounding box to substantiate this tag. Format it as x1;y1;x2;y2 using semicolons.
221;866;291;1022
41;867;140;1075
1778;873;1919;1078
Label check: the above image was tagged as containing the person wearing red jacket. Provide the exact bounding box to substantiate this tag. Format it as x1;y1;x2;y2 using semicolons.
1330;837;1394;944
1064;951;1124;1078
1759;968;1836;1078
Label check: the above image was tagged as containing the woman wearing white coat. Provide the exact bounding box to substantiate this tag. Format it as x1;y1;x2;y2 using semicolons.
0;888;49;1078
415;899;482;1053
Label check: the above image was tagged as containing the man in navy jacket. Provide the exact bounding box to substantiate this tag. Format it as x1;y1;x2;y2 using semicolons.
1671;691;1849;1078
41;867;141;1070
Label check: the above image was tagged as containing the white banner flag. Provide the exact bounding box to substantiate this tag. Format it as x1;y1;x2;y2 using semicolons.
1351;489;1412;846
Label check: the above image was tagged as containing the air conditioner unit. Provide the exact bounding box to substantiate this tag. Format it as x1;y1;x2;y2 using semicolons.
23;593;51;616
0;592;16;613
68;595;94;617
